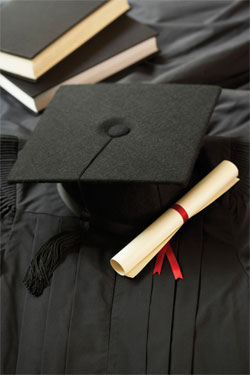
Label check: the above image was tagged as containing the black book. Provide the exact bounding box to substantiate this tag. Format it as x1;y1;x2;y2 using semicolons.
0;16;158;113
0;0;129;80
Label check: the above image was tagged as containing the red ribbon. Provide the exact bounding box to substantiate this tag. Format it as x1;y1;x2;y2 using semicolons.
153;242;183;279
153;204;189;279
172;203;189;223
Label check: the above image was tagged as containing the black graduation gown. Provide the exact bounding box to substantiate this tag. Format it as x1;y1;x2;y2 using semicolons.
1;135;249;374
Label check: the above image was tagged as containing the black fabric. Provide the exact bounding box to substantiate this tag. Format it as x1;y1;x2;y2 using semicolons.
0;15;157;98
0;135;18;255
0;0;105;58
0;135;18;218
108;0;249;90
8;84;221;184
1;136;249;374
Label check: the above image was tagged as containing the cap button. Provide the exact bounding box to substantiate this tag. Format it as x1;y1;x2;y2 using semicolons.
108;124;130;138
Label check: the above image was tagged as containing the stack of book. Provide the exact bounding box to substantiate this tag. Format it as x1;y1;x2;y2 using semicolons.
0;0;158;113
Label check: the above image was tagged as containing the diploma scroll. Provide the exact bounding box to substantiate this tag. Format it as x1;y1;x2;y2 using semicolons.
110;160;239;278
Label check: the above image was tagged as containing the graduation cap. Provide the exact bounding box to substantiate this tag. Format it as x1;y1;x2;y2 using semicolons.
8;84;221;295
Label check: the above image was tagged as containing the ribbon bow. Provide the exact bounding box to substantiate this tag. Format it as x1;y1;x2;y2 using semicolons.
153;204;188;279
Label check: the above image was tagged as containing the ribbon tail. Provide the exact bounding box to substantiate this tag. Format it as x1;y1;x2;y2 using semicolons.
165;242;183;280
153;246;166;275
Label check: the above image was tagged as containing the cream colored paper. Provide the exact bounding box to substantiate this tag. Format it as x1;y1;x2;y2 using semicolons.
110;160;239;278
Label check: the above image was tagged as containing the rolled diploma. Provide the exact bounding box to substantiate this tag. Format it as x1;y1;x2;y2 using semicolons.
110;160;239;278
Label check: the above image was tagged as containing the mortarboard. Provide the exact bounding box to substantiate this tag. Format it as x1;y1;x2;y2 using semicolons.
8;83;221;295
8;84;221;184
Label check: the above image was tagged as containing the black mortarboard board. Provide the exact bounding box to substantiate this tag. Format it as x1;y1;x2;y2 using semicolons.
8;84;221;185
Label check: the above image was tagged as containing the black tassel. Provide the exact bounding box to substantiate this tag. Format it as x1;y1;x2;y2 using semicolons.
23;229;82;297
